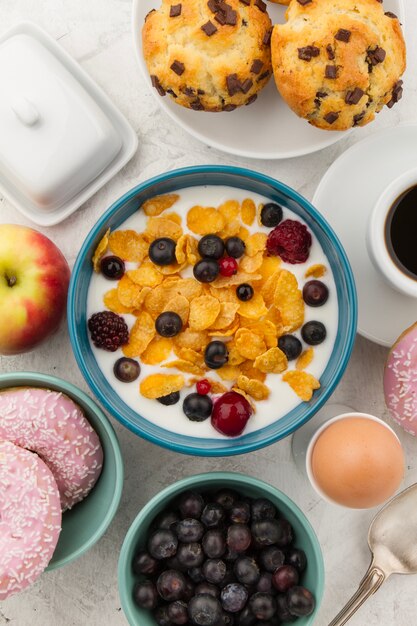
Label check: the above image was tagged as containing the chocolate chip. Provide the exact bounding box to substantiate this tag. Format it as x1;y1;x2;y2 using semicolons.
298;45;320;61
207;0;219;12
257;70;270;82
240;78;253;94
145;9;156;21
325;65;337;79
385;11;398;18
251;59;264;74
151;75;166;97
255;0;267;11
324;112;339;124
170;60;185;76
201;20;218;36
335;29;351;42
297;0;312;5
225;7;238;25
183;86;195;96
367;46;386;67
245;94;258;106
166;88;177;98
386;80;404;108
190;99;204;111
169;4;182;17
263;28;272;46
345;87;364;105
223;104;237;111
239;0;250;4
353;111;366;126
326;44;335;60
215;11;227;25
197;89;206;95
314;91;327;106
242;19;248;26
226;74;241;96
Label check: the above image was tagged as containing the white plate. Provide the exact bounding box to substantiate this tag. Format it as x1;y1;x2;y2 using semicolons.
132;0;404;160
313;124;417;348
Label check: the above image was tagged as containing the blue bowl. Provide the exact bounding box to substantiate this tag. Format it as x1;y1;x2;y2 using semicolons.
68;166;357;456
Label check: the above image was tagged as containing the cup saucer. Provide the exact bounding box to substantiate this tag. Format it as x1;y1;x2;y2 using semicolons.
313;124;417;348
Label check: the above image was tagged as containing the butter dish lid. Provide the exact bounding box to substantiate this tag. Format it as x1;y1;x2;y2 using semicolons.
0;23;138;226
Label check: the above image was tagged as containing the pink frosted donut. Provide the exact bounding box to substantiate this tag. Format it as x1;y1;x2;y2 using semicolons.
384;322;417;436
0;440;62;600
0;387;103;511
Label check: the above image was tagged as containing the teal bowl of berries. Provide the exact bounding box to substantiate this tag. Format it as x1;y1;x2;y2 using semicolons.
118;472;324;626
68;165;357;456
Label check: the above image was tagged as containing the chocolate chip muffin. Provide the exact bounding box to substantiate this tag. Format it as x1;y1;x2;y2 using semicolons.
271;0;406;131
142;0;273;112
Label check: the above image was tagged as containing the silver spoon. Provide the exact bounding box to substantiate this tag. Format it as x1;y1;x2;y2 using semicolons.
329;482;417;626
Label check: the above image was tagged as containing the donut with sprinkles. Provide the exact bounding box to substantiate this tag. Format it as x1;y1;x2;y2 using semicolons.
384;323;417;436
0;440;62;600
0;387;104;511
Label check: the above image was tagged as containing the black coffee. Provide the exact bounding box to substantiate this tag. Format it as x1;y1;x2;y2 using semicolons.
385;185;417;280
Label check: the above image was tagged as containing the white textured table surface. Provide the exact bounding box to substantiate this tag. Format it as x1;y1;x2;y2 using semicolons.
1;1;416;625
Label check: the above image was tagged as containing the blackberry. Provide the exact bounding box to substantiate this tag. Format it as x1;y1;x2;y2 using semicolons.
88;311;129;351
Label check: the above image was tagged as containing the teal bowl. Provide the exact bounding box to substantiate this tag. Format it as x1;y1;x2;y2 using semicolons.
0;372;124;569
118;472;324;625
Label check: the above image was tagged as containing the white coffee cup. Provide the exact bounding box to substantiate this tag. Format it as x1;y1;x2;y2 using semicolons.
366;167;417;297
305;412;402;508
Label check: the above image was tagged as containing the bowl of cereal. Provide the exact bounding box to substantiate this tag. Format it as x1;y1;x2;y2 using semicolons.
118;471;324;626
68;165;357;455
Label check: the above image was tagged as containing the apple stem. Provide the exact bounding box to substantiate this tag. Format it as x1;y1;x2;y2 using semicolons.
6;274;17;287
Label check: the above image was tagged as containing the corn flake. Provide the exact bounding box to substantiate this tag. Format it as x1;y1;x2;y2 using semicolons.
163;360;205;376
235;329;266;360
117;274;141;307
254;347;288;374
240;252;263;274
258;257;281;283
127;266;163;288
237;375;270;401
218;365;242;381
296;348;314;370
218;219;241;239
189;296;221;331
261;271;282;307
174;347;205;369
227;342;246;366
239;360;267;382
210;302;239;330
245;233;267;257
238;292;268;319
142;194;179;216
103;289;133;314
282;371;320;401
305;264;327;278
92;228;110;272
208;318;240;337
141;337;173;365
219;200;240;221
145;217;182;241
187;206;225;235
140;373;184;399
108;230;148;263
241;198;256;226
175;328;208;352
164;295;190;326
211;272;261;288
122;311;155;357
274;270;304;332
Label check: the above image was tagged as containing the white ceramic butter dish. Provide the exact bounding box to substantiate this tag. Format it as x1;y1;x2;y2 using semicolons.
0;22;138;226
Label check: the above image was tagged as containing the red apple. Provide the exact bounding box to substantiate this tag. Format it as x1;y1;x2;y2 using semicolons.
0;224;70;355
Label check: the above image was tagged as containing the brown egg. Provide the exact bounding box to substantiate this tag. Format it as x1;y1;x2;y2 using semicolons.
310;417;405;508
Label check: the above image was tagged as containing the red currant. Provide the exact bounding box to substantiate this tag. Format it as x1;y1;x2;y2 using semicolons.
219;257;238;277
196;379;211;395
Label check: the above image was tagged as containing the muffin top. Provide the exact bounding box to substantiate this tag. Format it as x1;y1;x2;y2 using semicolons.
271;0;406;130
142;0;273;112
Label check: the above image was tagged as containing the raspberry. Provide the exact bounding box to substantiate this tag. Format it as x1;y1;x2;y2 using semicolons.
219;257;238;277
266;220;312;264
88;311;129;351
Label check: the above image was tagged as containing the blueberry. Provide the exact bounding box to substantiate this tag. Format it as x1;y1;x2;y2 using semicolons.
100;255;125;279
221;583;248;613
276;594;297;622
227;525;252;553
251;498;277;521
157;391;180;406
229;501;251;524
113;357;140;382
132;550;158;576
256;572;274;594
188;594;223;626
175;518;205;543
301;321;327;345
214;490;239;510
179;491;205;519
198;235;225;260
236;284;254;302
202;529;226;558
183;393;213;422
195;582;220;597
225;237;246;259
149;238;177;265
189;566;205;584
259;547;285;573
203;559;227;585
153;509;180;530
148;528;178;560
251;519;292;548
201;503;225;528
260;203;283;228
303;280;329;307
193;259;220;283
248;593;277;621
133;580;158;609
278;335;302;360
204;341;228;369
157;569;187;601
285;548;307;573
234;556;260;586
237;606;257;626
272;565;299;593
286;586;315;617
155;605;172;626
177;542;205;568
168;600;189;625
156;311;183;337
